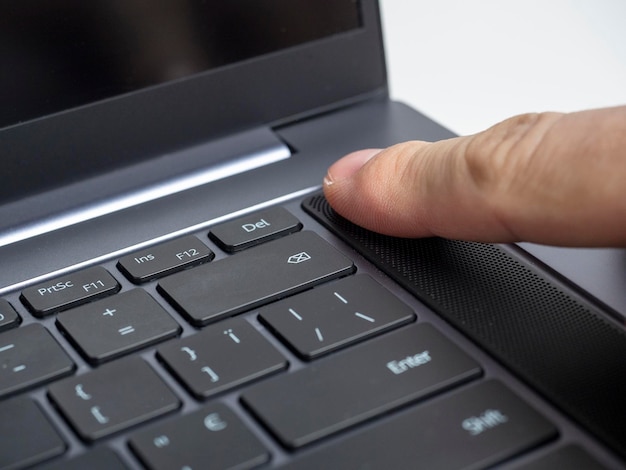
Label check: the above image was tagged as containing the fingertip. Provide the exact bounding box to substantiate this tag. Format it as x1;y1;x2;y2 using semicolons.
324;148;382;185
323;144;423;237
323;138;492;240
323;149;379;231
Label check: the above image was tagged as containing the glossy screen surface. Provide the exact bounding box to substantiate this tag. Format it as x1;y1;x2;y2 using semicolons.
0;0;361;129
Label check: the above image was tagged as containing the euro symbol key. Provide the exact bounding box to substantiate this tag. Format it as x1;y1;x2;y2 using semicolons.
204;412;228;432
287;252;311;264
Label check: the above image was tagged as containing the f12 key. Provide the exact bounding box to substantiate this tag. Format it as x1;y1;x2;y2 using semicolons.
118;235;214;283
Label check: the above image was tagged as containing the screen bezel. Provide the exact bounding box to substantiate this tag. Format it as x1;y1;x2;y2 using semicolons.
1;0;386;204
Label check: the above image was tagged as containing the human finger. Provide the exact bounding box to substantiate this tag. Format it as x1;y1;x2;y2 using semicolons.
323;107;626;246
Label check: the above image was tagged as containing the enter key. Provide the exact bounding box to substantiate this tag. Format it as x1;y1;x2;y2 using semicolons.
241;323;482;448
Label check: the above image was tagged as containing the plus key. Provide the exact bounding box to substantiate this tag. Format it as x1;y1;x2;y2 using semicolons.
56;289;181;364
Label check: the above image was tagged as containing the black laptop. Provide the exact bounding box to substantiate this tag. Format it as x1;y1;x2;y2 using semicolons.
1;1;625;468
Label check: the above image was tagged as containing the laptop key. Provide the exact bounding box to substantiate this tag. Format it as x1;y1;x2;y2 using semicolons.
37;447;129;470
157;317;287;399
242;323;482;448
21;266;120;316
209;206;302;252
158;231;354;326
508;445;608;469
281;380;557;469
117;235;214;283
0;323;75;398
56;289;181;364
0;395;66;469
48;356;180;442
129;403;269;470
259;274;415;359
0;298;20;331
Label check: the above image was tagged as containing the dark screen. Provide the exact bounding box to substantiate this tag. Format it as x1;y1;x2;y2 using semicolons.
0;0;361;130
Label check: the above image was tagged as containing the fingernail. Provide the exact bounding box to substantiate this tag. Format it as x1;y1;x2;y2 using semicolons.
324;148;382;186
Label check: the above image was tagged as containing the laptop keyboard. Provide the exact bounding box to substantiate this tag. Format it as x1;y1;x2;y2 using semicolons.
0;196;614;469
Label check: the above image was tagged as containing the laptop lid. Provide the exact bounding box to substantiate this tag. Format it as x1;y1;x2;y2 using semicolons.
0;0;386;243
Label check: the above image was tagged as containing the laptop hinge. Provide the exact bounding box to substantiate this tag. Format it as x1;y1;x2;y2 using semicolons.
0;126;291;248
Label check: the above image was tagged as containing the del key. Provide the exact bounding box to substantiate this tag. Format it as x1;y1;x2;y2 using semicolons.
209;206;302;252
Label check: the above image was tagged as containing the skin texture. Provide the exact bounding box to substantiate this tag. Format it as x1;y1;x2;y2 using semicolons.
323;106;626;247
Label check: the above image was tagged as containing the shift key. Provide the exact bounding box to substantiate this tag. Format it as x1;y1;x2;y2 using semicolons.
158;231;354;326
282;380;557;469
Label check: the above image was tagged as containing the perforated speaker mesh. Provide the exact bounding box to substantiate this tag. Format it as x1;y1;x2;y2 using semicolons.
303;193;626;461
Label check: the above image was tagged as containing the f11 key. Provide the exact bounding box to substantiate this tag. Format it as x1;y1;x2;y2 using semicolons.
21;266;120;316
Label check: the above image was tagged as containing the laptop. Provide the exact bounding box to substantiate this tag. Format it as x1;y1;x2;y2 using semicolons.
1;1;625;468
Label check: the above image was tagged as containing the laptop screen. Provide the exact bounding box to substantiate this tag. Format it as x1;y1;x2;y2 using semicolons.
1;0;362;130
1;0;384;207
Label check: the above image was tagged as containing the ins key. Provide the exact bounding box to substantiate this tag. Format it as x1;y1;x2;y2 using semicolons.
209;206;302;252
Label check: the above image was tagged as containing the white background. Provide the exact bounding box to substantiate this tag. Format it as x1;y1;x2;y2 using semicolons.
380;1;626;136
380;1;626;317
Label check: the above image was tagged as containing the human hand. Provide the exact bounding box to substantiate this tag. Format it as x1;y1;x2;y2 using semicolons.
323;106;626;247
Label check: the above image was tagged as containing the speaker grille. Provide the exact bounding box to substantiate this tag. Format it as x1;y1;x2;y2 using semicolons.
304;193;626;460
